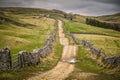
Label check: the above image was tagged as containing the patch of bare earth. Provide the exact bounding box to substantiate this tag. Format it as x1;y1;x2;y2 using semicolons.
27;20;77;80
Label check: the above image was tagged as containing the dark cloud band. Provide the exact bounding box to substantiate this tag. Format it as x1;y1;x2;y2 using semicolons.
0;0;120;16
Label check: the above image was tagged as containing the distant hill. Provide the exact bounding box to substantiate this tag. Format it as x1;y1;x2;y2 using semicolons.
0;7;88;24
0;7;70;19
86;13;120;31
95;13;120;23
0;7;119;24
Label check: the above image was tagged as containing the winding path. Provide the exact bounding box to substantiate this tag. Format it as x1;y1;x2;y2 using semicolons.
28;20;77;80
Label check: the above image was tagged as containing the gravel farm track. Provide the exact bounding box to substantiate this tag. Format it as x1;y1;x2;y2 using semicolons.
27;20;77;80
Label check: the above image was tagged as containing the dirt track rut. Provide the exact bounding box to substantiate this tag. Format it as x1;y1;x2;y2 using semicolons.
28;20;77;80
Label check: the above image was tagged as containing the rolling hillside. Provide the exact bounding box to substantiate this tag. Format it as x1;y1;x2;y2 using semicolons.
96;13;120;23
0;7;56;54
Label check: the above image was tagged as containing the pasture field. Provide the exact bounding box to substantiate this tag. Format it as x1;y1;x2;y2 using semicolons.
64;20;120;55
64;20;120;37
0;16;55;54
74;34;120;55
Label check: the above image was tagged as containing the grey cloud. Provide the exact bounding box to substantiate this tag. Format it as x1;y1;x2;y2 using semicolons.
93;0;120;6
0;0;120;16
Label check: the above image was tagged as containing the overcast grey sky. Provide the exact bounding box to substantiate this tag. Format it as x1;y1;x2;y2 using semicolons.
0;0;120;16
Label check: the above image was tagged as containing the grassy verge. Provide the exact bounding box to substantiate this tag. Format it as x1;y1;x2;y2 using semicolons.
0;33;63;80
75;46;103;73
66;46;120;80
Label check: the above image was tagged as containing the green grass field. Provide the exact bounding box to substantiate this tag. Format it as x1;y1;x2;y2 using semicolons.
74;34;120;55
64;20;120;55
64;20;120;37
0;17;55;54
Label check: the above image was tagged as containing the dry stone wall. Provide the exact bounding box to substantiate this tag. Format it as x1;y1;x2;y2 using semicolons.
0;47;12;70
